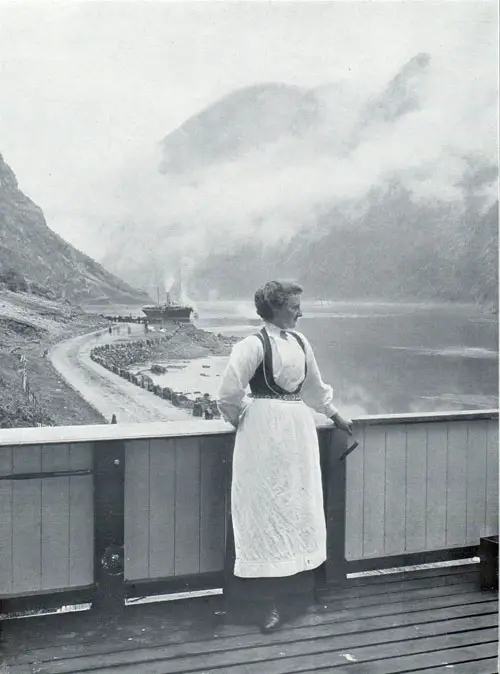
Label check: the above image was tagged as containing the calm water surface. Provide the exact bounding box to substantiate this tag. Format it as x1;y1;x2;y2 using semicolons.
195;301;498;417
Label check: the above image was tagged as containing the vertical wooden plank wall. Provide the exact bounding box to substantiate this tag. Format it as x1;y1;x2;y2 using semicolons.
345;417;499;561
485;419;499;537
174;437;201;575
425;423;448;549
12;445;42;592
199;435;230;573
465;420;488;543
69;444;94;587
344;427;364;559
0;445;13;596
446;422;468;547
124;439;150;580
40;444;70;591
124;433;230;581
0;443;93;597
383;426;407;555
362;426;386;558
149;439;176;578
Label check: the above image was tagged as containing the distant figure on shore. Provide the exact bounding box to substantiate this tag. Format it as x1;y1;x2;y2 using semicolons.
218;280;352;633
201;393;214;419
108;326;112;335
199;393;214;419
110;414;117;424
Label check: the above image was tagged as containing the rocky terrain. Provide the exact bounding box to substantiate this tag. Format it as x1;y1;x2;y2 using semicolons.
91;322;236;370
0;151;162;428
88;323;237;418
0;278;239;428
0;287;109;427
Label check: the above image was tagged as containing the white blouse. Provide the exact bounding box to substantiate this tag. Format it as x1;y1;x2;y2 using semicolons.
218;321;339;427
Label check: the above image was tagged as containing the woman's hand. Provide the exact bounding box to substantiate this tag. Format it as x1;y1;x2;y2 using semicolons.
331;412;353;435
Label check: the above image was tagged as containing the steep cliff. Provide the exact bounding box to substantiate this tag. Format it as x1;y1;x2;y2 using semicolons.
0;153;150;304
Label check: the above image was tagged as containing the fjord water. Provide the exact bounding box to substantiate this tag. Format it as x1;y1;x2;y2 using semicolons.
196;301;498;417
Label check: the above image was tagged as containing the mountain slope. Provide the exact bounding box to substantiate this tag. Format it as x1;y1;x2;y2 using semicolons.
0;153;150;304
101;52;497;308
159;83;318;174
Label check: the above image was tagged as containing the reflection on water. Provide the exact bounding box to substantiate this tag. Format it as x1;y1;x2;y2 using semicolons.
196;300;498;416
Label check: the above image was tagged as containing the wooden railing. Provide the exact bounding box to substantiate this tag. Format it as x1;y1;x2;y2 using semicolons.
0;441;93;598
0;410;497;617
345;411;498;571
124;429;231;582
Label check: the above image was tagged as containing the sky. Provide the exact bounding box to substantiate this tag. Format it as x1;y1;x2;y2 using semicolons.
0;0;498;263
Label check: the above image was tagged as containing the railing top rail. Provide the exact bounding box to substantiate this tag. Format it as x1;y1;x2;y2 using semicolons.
353;409;499;426
0;420;233;447
0;409;497;447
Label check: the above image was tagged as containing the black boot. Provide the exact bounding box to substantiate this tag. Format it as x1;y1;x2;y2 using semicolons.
260;603;283;633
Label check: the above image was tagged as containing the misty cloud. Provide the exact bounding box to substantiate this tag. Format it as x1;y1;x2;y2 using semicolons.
0;0;496;285
99;46;497;284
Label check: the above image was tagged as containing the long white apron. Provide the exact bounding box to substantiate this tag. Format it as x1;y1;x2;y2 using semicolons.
232;396;327;577
217;322;338;579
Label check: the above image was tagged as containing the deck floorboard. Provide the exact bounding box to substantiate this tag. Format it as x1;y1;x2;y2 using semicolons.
1;565;497;674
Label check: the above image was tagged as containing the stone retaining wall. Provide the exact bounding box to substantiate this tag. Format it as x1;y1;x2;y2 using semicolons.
90;336;219;418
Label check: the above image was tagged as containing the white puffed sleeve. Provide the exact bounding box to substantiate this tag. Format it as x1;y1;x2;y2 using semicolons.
217;336;263;428
298;333;339;418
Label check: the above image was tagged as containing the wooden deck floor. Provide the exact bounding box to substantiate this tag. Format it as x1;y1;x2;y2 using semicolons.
1;564;497;674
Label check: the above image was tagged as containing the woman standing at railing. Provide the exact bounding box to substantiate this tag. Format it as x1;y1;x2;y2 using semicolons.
218;280;352;633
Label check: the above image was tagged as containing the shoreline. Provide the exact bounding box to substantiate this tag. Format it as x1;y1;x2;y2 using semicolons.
87;322;238;419
3;292;497;428
50;326;193;424
130;354;229;402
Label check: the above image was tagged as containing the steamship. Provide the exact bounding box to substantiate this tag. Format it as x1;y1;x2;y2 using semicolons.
141;271;194;323
141;293;193;323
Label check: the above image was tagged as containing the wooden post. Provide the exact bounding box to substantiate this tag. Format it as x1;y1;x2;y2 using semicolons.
318;427;348;587
222;434;236;602
92;439;125;618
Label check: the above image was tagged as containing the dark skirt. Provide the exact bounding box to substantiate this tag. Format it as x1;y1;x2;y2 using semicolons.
223;515;317;624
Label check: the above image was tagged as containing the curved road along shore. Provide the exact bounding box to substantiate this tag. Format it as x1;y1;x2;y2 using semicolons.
49;326;191;424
